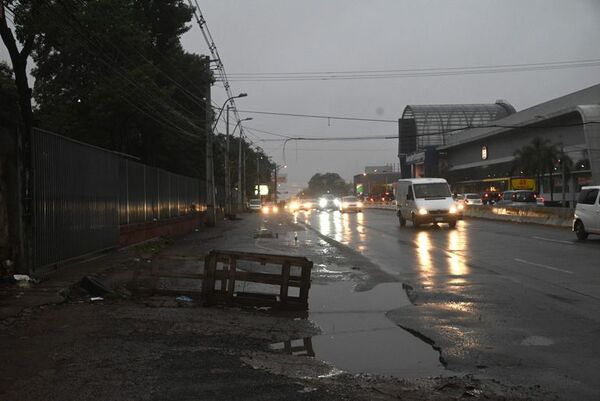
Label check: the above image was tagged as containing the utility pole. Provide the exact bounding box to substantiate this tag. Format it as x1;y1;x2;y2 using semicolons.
204;86;216;226
224;105;231;217
274;165;278;204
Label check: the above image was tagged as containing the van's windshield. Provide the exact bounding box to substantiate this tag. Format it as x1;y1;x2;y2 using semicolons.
413;183;451;199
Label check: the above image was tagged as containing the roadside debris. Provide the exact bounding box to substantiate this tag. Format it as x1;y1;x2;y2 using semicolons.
175;295;193;303
79;276;115;297
13;274;37;288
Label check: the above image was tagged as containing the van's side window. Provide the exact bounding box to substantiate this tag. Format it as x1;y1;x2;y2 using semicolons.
407;185;413;200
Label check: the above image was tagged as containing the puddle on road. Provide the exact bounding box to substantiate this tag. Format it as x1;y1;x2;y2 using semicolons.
271;281;446;378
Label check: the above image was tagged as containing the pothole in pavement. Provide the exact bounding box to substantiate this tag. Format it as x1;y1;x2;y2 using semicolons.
270;281;447;378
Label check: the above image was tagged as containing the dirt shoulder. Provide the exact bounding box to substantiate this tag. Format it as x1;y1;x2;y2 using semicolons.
0;213;549;401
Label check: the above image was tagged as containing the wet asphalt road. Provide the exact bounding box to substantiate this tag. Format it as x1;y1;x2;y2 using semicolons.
297;208;600;401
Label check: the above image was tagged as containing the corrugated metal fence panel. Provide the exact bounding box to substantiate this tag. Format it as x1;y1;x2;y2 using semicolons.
32;130;120;270
32;130;207;271
126;161;146;224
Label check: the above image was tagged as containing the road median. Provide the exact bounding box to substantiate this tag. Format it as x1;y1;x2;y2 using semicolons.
365;204;573;228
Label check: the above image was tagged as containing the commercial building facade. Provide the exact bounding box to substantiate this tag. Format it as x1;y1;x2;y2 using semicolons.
398;84;600;203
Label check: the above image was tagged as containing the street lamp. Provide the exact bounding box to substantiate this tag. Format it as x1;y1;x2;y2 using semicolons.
235;118;253;211
221;93;248;218
205;92;248;225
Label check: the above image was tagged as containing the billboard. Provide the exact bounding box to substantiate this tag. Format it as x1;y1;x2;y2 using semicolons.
511;178;535;190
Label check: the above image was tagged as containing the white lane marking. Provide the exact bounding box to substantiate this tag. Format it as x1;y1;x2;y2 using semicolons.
514;258;573;274
531;236;573;245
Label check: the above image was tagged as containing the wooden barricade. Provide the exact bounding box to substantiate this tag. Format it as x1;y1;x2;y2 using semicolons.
203;250;313;310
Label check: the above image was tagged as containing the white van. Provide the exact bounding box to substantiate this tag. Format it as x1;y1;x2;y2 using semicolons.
573;185;600;240
394;178;459;229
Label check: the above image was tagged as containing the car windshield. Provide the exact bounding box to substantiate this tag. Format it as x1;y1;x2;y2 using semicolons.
322;194;334;200
249;200;261;205
343;196;357;201
413;183;451;198
466;194;480;200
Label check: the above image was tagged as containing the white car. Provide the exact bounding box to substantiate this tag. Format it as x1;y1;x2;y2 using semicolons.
394;178;460;228
463;193;483;206
248;198;262;212
340;196;363;213
573;186;600;240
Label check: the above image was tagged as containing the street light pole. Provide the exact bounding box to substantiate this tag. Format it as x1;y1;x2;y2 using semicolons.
211;93;247;222
225;104;231;217
235;118;253;212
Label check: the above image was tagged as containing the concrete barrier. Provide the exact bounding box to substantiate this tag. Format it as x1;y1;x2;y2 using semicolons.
463;205;574;228
365;204;574;228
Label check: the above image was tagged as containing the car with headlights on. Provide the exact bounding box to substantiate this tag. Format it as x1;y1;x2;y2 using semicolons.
340;196;363;213
260;202;279;214
318;194;341;211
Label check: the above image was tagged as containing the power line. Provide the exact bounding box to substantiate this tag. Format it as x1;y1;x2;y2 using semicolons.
224;58;600;82
237;109;397;123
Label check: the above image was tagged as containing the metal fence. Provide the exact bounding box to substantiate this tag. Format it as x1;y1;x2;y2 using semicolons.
32;129;204;271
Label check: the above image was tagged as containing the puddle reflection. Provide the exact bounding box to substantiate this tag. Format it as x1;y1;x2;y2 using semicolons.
270;282;446;378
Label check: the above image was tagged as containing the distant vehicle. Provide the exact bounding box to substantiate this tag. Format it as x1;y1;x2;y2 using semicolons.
510;190;539;206
261;202;279;214
463;193;483;206
248;198;262;212
318;194;340;211
394;178;459;229
494;190;516;207
340;196;363;213
482;191;501;205
573;186;600;240
300;198;316;211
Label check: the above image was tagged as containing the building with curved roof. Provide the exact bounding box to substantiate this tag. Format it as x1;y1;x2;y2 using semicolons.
398;100;516;177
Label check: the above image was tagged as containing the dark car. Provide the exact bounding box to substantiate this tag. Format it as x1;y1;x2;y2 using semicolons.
482;191;502;205
511;190;538;204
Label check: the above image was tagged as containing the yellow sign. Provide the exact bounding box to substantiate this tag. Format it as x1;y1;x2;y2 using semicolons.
511;178;535;190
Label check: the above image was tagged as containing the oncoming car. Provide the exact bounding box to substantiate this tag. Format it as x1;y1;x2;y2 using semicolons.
395;178;460;229
340;196;362;213
318;194;340;211
261;202;279;214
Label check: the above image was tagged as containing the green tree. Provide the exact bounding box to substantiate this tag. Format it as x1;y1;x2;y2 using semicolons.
0;62;19;127
303;173;350;197
12;0;212;177
513;137;559;199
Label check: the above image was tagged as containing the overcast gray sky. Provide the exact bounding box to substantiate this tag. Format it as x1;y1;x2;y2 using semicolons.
3;1;600;197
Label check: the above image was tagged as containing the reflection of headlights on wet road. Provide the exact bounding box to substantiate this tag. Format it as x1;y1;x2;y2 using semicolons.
418;208;428;215
449;206;458;214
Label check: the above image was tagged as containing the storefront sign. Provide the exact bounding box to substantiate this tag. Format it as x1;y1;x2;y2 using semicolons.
511;178;535;190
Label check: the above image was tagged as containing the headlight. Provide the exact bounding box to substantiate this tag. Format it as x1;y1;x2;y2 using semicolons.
457;203;464;210
290;202;299;210
418;208;428;215
319;198;327;207
342;202;349;208
449;206;458;214
262;206;269;214
334;199;341;206
357;202;363;208
273;206;279;213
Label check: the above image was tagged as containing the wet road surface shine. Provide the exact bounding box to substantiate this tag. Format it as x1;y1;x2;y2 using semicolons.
299;209;600;400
